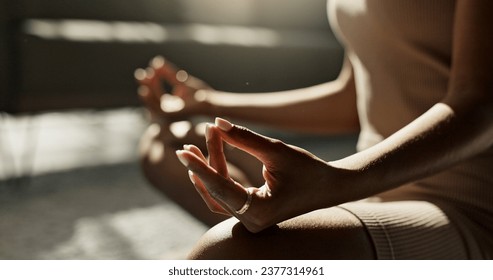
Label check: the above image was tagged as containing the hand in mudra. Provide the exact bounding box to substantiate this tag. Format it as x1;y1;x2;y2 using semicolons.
135;56;212;122
176;118;339;233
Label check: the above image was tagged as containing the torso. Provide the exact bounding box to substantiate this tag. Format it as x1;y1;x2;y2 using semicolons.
328;0;493;257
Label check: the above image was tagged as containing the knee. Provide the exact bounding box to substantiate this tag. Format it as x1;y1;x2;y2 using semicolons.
138;124;179;188
188;218;254;260
187;208;377;260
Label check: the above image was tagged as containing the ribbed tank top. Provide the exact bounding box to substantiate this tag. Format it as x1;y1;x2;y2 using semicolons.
328;0;493;257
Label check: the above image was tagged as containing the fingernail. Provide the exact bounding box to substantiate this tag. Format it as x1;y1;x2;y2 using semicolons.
145;67;155;79
188;170;196;184
175;150;189;167
205;124;212;142
183;144;192;151
215;117;233;131
134;68;146;80
194;90;208;102
176;70;189;83
151;56;165;68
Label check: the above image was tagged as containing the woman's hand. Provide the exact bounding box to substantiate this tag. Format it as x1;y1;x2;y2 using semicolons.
135;56;213;122
176;118;341;233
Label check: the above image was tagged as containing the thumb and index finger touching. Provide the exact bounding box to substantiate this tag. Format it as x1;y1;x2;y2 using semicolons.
151;56;197;100
150;56;184;86
175;117;284;174
136;56;190;97
175;118;284;214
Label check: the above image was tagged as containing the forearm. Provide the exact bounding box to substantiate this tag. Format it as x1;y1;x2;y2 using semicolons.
202;60;359;134
329;100;493;205
328;0;493;205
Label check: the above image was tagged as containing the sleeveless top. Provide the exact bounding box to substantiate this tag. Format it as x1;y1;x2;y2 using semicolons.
328;0;493;257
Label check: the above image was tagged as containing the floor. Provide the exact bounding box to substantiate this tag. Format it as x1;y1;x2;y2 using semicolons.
0;109;208;259
0;108;357;260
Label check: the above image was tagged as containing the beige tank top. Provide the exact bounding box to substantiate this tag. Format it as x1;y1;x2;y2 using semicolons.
329;0;493;256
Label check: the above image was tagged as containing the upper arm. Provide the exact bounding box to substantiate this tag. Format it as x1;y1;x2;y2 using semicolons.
445;0;493;110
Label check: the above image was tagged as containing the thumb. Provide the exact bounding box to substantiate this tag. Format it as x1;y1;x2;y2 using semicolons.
214;118;287;164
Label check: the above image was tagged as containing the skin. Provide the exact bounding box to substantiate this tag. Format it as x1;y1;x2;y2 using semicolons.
138;0;493;259
136;56;357;226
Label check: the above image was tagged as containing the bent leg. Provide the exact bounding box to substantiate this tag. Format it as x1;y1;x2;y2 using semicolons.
188;207;376;259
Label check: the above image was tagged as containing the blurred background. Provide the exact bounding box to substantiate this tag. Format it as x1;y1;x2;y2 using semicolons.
0;0;353;259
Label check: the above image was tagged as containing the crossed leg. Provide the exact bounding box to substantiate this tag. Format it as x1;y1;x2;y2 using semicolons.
188;207;376;259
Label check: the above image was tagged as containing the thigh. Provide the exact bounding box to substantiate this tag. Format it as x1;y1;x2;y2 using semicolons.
188;207;376;259
339;200;471;259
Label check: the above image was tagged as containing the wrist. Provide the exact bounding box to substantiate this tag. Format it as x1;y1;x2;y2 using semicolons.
325;159;370;205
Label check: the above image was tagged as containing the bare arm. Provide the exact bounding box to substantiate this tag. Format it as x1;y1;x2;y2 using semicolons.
137;55;359;135
329;0;493;204
205;57;359;134
175;0;493;233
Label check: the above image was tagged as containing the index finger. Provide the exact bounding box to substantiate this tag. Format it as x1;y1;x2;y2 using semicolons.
206;124;229;178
